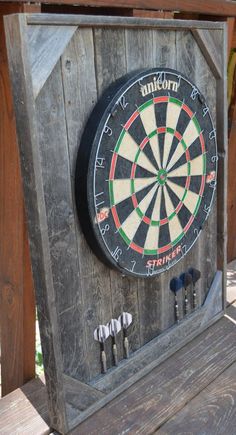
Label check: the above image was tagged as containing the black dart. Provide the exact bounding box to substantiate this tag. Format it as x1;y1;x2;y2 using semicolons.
170;277;182;323
180;272;192;316
189;268;201;309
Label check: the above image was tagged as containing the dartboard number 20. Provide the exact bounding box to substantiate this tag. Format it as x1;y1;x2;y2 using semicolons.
75;68;217;278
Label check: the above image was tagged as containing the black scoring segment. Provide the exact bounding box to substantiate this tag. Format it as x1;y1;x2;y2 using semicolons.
135;183;156;205
114;155;133;179
132;220;149;248
128;115;147;146
154;101;167;129
166;184;181;210
189;176;202;194
177;203;192;229
175;106;191;136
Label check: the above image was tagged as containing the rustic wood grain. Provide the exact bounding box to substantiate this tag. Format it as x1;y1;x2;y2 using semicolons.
27;14;225;30
132;9;174;19
215;25;227;307
155;359;236;435
16;0;236;17
0;3;35;396
35;57;90;382
228;105;236;262
5;14;68;433
71;316;236;434
27;24;77;98
0;377;50;435
192;29;223;78
63;374;104;411
61;27;113;378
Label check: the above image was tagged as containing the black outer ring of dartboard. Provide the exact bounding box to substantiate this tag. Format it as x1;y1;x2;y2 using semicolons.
75;67;217;278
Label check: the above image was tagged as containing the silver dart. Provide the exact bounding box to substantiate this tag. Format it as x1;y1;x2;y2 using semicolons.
107;319;121;366
93;325;109;373
119;312;133;358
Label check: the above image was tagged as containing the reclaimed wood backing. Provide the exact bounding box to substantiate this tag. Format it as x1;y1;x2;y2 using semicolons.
33;25;219;382
4;14;227;433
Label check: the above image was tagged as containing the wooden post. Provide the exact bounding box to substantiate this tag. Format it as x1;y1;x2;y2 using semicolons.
0;2;40;396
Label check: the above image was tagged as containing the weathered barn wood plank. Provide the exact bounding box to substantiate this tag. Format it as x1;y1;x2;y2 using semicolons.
4;14;68;433
61;28;114;378
155;359;236;435
215;26;227;309
152;29;176;70
176;30;218;306
0;4;35;396
26;15;226;29
27;24;77;98
228;99;236;262
35;58;90;381
192;32;217;302
63;374;104;412
71;315;236;433
192;29;223;79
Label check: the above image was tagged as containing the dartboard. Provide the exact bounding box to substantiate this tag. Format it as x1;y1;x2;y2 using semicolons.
75;68;217;278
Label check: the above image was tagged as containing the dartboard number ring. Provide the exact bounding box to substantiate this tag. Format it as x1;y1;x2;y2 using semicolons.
75;68;217;278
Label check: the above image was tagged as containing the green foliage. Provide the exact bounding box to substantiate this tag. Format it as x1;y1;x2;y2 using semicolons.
35;317;44;376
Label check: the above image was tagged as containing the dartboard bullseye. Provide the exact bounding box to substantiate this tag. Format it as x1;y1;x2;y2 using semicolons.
75;68;217;277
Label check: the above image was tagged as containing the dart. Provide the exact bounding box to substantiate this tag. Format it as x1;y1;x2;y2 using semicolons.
118;312;133;358
107;319;121;366
180;272;193;316
188;268;201;309
169;277;182;323
93;325;110;374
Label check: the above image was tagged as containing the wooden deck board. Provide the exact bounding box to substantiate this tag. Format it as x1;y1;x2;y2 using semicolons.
1;310;236;434
0;377;50;435
72;315;236;434
155;359;236;435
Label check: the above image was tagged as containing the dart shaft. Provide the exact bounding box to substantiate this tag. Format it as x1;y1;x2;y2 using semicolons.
112;340;118;366
124;336;129;358
174;294;179;323
184;288;188;315
193;288;197;309
101;348;107;373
